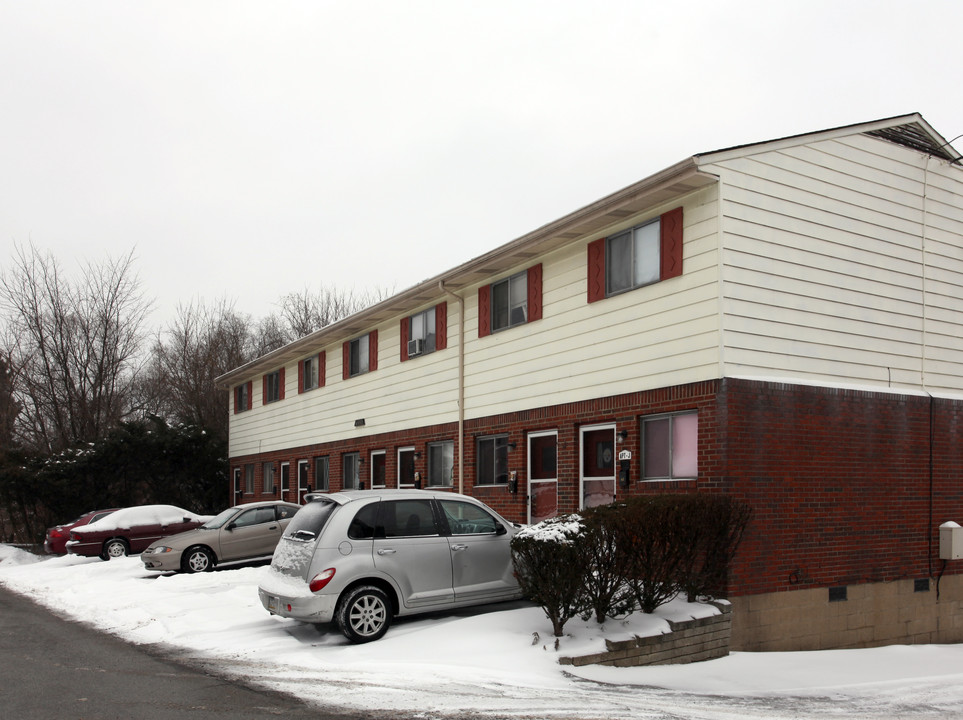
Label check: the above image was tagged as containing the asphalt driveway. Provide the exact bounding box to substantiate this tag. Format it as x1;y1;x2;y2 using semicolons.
0;584;382;720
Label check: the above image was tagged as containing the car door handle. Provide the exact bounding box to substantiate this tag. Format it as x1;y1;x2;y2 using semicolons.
377;549;396;555
268;524;278;530
451;544;468;551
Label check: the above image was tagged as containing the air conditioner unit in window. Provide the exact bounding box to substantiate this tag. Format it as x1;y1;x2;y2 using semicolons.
407;338;424;357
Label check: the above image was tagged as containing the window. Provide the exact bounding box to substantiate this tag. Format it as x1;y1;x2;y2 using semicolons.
300;353;324;393
314;456;329;492
234;382;251;413
478;264;542;337
607;219;661;295
383;499;437;537
427;441;453;487
263;462;276;494
587;206;683;303
641;411;698;480
343;331;378;379
408;308;435;357
370;450;386;488
234;507;276;527
439;499;499;535
343;452;360;490
492;271;527;332
476;434;508;485
243;464;254;495
263;369;284;404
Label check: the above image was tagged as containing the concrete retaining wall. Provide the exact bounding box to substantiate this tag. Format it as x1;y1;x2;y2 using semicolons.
559;602;731;667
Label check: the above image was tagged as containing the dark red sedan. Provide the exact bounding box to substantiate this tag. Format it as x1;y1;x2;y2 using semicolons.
66;504;212;560
44;509;119;555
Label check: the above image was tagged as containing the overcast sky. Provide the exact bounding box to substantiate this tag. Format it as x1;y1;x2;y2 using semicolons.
3;1;963;330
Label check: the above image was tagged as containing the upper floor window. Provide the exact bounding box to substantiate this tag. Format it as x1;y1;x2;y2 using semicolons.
641;411;698;480
607;219;661;295
300;353;324;393
401;303;447;361
477;264;542;338
476;434;509;485
587;207;683;303
343;331;378;379
263;370;283;404
234;382;251;413
492;271;527;332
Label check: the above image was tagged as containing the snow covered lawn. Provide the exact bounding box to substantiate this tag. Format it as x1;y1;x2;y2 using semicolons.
1;544;961;719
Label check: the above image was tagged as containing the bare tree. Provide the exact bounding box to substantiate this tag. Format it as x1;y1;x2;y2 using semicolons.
147;299;254;442
0;244;151;453
275;285;393;342
0;354;20;450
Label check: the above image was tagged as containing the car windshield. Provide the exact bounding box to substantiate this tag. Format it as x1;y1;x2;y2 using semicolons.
201;507;239;530
282;499;337;541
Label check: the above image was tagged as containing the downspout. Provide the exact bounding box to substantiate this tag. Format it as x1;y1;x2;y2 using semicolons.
921;156;934;578
439;281;466;495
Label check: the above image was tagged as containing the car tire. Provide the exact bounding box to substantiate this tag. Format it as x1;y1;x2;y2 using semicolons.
182;546;215;573
101;538;129;560
335;585;392;643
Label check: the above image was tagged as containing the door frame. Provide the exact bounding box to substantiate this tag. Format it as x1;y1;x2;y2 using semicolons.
579;423;617;509
526;429;558;524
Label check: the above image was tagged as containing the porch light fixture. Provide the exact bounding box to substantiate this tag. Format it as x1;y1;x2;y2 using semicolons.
617;430;629;443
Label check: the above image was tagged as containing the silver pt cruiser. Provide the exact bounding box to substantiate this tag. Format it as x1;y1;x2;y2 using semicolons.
258;489;523;643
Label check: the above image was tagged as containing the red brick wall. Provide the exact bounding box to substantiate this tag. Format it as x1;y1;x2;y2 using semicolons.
721;378;962;597
227;377;963;598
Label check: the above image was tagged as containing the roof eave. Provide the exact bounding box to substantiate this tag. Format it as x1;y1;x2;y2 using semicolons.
215;157;715;388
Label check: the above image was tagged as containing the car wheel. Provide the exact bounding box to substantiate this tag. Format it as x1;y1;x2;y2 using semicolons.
101;538;129;560
182;546;215;573
336;585;392;643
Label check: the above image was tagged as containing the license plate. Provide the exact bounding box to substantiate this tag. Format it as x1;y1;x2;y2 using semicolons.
267;595;279;613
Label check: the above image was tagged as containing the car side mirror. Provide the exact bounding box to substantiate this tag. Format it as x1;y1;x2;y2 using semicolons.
494;522;507;536
226;522;236;531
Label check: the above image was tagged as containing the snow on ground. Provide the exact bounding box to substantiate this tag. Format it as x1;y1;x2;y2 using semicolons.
1;544;961;719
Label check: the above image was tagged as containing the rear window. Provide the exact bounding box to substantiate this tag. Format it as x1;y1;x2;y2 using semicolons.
282;499;337;541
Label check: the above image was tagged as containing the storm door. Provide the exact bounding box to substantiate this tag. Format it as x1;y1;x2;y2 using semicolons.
580;424;616;509
527;431;558;524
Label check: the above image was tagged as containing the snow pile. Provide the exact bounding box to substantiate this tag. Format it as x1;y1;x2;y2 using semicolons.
73;504;213;534
1;545;962;719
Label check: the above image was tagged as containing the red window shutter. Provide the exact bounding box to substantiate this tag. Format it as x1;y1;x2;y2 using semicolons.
318;351;326;387
369;330;378;372
298;360;305;394
246;382;252;411
587;237;606;303
233;387;240;414
478;285;491;338
436;302;448;350
342;341;350;381
660;206;684;281
278;367;285;400
527;264;542;322
400;317;409;362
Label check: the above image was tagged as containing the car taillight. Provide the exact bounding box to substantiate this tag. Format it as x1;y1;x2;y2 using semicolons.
308;568;336;593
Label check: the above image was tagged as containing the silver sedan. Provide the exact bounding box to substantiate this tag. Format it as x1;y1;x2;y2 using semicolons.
143;501;300;573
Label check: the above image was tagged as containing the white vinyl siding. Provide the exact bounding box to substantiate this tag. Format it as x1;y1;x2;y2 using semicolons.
704;133;963;394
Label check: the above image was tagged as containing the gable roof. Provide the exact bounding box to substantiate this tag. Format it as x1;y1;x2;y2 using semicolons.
694;112;961;165
216;113;961;388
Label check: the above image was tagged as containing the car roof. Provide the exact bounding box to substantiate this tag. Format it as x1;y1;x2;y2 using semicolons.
231;500;300;510
305;489;481;506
